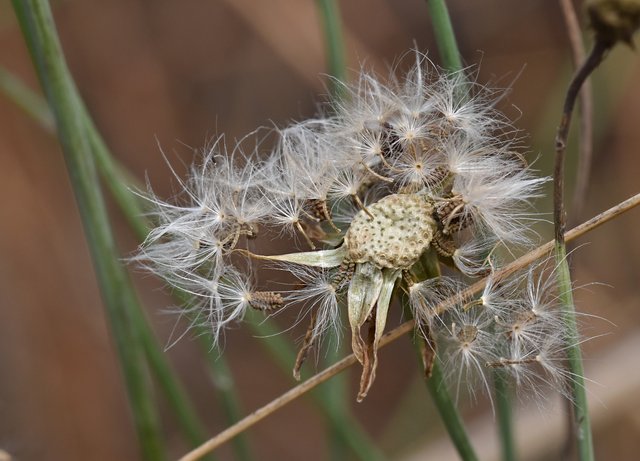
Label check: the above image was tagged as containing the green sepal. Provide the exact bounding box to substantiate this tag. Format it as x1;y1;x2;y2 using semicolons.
248;244;347;268
348;262;383;363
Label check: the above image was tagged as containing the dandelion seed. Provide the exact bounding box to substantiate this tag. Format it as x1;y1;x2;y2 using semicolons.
137;50;588;404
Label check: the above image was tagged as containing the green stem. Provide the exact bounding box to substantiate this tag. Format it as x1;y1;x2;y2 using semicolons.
0;65;55;131
407;253;478;461
426;0;463;73
0;66;150;240
85;115;150;240
316;0;347;87
425;5;511;458
314;4;349;453
196;332;254;461
245;310;386;461
425;359;479;461
11;1;166;459
555;243;594;461
552;39;602;461
322;331;349;461
1;48;249;461
133;308;215;460
493;369;516;461
404;310;479;461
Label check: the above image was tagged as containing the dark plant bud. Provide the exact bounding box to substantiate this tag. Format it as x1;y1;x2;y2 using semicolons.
587;0;640;46
248;291;284;311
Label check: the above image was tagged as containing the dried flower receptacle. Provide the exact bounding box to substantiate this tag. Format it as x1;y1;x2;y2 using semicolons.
138;52;586;402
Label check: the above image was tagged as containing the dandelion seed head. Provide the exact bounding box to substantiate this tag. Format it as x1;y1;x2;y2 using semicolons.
136;50;584;403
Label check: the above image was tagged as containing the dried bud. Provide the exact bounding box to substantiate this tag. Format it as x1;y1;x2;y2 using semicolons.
588;0;640;46
248;291;284;312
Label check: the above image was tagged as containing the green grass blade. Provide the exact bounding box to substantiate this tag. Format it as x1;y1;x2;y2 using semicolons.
403;308;479;461
84;116;150;241
555;243;594;460
424;359;479;461
493;369;517;461
314;2;353;458
195;330;254;461
245;310;386;461
551;31;600;461
425;5;513;458
0;65;150;240
0;65;54;131
426;0;463;73
11;1;166;459
408;252;478;461
3;32;217;461
0;55;250;461
316;0;347;89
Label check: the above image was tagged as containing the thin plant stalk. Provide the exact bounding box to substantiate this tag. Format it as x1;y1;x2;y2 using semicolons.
553;39;608;461
196;332;254;461
9;6;240;460
426;0;463;73
245;310;386;461
11;1;166;459
405;315;479;461
556;3;597;459
0;61;228;461
559;0;594;222
423;2;485;458
554;41;607;242
407;252;478;461
0;65;54;130
0;64;253;461
425;360;478;461
2;56;367;461
493;369;516;461
314;2;354;459
555;242;593;460
316;0;347;90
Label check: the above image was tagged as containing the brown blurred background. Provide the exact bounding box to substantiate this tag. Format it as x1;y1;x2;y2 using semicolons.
1;1;640;460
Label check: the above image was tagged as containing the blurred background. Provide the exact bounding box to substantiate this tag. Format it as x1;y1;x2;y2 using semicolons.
1;0;640;460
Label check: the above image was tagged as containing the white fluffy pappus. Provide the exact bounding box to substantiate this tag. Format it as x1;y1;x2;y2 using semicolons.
137;51;586;404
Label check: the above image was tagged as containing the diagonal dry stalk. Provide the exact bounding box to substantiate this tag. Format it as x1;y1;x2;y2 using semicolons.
177;192;640;461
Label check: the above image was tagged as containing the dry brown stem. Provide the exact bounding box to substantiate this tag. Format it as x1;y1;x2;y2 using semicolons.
178;192;640;461
559;0;595;223
554;38;608;242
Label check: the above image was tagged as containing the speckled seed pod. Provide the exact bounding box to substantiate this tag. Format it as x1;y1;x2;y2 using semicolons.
345;193;435;269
